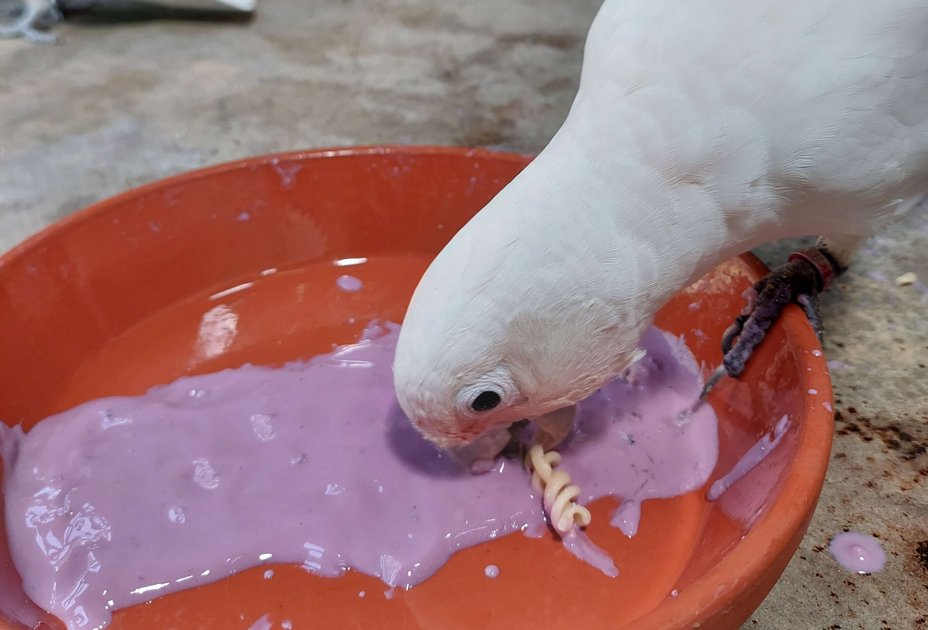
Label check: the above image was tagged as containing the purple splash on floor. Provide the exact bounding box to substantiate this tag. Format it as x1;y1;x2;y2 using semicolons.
829;532;886;574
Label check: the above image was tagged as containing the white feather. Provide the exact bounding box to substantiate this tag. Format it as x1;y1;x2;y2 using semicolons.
394;0;928;451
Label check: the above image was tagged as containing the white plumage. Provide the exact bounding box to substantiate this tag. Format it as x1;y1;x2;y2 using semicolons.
393;0;928;459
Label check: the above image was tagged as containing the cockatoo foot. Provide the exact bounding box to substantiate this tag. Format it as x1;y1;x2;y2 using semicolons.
795;293;824;342
700;247;843;399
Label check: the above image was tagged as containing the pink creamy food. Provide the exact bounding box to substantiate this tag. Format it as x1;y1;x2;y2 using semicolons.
829;532;886;574
706;414;790;501
1;323;717;630
335;274;363;292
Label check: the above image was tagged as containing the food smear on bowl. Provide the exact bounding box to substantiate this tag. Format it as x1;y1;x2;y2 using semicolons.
706;414;791;501
829;532;886;574
335;274;363;292
0;323;717;630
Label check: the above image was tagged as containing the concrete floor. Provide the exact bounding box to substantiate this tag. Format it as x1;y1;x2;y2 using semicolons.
1;1;926;628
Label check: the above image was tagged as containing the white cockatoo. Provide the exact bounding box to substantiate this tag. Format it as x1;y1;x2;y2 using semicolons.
393;0;928;464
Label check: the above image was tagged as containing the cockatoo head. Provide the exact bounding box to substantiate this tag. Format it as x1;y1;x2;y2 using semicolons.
392;176;648;465
391;219;536;463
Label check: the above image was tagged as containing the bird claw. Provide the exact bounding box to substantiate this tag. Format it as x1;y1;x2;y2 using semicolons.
795;293;824;343
700;248;838;399
720;287;757;355
699;365;727;400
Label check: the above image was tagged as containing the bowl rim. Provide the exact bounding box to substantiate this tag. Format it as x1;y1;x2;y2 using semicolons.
0;145;834;629
638;252;834;629
0;145;528;275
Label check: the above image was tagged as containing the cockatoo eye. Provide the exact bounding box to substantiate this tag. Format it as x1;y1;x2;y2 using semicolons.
454;369;519;418
470;390;502;412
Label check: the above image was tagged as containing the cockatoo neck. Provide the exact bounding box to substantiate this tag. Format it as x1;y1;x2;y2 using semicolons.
520;115;753;331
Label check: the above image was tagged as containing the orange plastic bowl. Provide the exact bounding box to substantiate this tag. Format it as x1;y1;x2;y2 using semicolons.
0;147;833;630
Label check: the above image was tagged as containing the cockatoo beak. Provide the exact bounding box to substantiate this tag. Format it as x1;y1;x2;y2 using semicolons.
453;405;578;474
530;405;577;451
448;427;513;473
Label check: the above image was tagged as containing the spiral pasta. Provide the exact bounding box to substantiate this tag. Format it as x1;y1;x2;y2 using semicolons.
524;444;591;534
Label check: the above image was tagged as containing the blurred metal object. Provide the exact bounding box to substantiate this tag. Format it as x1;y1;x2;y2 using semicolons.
58;0;255;10
0;0;254;41
0;0;60;42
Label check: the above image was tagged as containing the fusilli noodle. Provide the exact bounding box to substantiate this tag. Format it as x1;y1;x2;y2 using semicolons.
524;444;591;534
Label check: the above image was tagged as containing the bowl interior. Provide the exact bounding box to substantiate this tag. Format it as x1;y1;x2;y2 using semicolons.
0;147;832;630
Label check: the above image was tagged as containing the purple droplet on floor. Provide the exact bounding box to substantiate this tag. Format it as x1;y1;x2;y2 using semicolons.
829;532;886;574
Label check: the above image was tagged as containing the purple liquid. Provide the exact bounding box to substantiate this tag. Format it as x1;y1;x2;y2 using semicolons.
335;275;363;292
829;532;886;574
1;323;717;630
610;500;642;538
706;414;790;501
